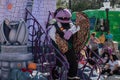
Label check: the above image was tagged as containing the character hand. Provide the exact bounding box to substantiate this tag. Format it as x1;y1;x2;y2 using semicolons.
64;30;72;40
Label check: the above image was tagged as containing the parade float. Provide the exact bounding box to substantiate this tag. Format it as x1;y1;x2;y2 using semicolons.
0;19;33;80
0;0;56;80
82;1;120;49
0;0;109;80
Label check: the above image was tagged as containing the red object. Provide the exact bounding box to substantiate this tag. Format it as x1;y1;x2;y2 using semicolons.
80;61;85;64
21;68;27;72
21;68;33;74
27;70;33;74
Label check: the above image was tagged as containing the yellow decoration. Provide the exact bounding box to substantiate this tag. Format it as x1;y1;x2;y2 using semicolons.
28;62;37;70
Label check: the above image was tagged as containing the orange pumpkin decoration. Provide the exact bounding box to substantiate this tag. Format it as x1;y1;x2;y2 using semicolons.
28;62;37;70
17;63;21;68
7;3;13;10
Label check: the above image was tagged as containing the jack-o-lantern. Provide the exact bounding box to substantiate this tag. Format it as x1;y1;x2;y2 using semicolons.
28;62;37;70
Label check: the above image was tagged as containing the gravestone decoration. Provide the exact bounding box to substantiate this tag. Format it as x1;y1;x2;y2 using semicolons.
0;19;28;45
0;19;33;80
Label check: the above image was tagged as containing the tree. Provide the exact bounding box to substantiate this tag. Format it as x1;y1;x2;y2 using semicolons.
56;0;100;11
57;0;120;12
71;0;97;12
57;0;68;8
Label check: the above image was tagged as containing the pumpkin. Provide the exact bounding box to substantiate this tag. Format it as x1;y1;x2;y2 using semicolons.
28;62;37;70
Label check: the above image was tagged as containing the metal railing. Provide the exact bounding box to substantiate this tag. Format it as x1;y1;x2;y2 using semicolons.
25;8;69;80
78;45;103;80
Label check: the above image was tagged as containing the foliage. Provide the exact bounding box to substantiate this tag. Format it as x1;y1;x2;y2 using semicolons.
71;0;100;12
57;0;68;8
56;0;120;12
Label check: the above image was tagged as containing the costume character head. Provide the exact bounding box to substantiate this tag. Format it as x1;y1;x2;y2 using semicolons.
53;8;72;23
